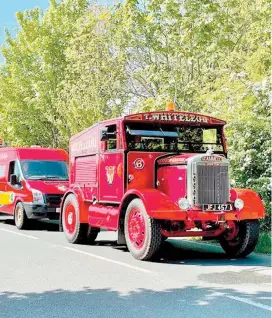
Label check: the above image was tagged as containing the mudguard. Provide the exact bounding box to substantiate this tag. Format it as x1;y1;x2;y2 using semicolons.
120;188;186;220
61;187;89;223
230;188;265;219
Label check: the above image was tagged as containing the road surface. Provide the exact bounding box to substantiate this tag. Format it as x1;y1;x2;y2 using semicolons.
0;214;271;318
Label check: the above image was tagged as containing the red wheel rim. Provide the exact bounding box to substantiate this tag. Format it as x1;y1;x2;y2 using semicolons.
64;203;76;235
225;221;240;246
128;208;146;249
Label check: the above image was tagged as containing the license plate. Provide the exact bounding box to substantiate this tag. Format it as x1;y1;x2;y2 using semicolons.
56;208;60;213
203;204;232;211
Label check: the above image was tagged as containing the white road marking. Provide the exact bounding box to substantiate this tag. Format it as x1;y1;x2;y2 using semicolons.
0;228;39;240
63;246;155;275
227;295;271;311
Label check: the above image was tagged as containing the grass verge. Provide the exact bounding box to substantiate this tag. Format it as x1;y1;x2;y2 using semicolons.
255;232;271;254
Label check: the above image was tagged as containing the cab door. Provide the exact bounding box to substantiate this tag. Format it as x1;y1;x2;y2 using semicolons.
98;121;124;203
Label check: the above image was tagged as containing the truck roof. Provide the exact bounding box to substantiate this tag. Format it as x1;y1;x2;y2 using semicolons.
71;110;226;141
0;147;68;161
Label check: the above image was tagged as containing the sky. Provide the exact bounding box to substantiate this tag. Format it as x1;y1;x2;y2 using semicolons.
0;0;50;63
0;0;116;64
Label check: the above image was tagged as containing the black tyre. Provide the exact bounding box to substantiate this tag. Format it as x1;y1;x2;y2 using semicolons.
86;226;99;245
124;198;162;261
161;236;167;242
62;194;88;244
14;202;29;230
219;220;260;257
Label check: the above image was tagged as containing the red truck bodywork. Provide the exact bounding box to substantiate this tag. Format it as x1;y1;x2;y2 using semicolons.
0;147;69;227
61;110;265;260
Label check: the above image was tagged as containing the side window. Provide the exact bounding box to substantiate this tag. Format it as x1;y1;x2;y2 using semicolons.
8;161;21;183
106;124;117;151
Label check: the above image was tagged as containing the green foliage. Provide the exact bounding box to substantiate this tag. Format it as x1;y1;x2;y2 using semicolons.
57;8;128;137
0;0;270;229
0;0;88;148
255;232;272;254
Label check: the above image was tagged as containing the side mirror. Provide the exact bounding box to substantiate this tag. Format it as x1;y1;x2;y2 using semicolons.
100;128;109;141
100;128;116;141
10;174;18;185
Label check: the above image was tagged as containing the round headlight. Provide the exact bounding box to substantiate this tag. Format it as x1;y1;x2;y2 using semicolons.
234;198;244;210
178;198;190;210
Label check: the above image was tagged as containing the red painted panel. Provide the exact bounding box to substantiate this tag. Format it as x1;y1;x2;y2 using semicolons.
75;155;97;185
99;152;124;202
157;165;187;203
127;152;167;190
232;188;265;219
17;148;68;161
88;204;119;230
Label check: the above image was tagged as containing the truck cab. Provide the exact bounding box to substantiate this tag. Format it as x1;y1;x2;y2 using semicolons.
0;147;69;229
61;108;265;261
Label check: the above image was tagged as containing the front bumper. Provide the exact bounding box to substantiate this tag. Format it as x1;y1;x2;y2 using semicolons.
24;203;60;219
151;209;264;221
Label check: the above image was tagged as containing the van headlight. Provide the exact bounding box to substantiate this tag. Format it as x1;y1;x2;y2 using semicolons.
178;198;190;210
32;189;44;204
234;198;244;210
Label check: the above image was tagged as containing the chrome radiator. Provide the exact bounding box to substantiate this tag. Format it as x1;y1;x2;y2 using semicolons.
187;155;230;206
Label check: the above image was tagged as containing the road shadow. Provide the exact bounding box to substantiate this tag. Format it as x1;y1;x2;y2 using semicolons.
154;240;272;267
0;215;270;267
94;238;271;268
0;286;270;318
0;215;60;232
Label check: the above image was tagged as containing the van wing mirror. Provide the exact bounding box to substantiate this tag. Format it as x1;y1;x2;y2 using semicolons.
10;174;18;185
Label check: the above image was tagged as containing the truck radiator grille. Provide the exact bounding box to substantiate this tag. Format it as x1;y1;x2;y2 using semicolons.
195;164;229;205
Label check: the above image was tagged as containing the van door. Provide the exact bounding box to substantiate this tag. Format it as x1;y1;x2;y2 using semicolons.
4;160;23;214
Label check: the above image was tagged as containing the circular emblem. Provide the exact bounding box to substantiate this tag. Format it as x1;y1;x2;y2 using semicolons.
133;158;145;170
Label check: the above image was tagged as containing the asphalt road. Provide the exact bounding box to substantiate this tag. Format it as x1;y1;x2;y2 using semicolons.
0;214;271;318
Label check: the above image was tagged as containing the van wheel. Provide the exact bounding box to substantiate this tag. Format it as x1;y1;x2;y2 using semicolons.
14;202;29;230
62;194;88;244
125;198;162;261
219;220;260;257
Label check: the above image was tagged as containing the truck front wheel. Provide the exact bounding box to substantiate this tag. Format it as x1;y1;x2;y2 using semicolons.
124;198;162;261
219;220;260;257
62;194;88;244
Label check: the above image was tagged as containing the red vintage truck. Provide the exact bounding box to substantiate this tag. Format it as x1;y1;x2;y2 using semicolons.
0;147;69;229
60;105;265;260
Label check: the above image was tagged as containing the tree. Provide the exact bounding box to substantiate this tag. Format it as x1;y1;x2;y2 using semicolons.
0;0;88;148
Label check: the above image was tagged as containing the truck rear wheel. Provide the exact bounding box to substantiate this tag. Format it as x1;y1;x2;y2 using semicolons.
62;194;88;244
86;226;99;245
14;202;29;230
219;220;260;257
124;198;162;261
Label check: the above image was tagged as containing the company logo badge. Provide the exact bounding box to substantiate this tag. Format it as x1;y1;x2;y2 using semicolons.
201;155;222;162
133;158;145;170
105;166;116;185
0;191;15;207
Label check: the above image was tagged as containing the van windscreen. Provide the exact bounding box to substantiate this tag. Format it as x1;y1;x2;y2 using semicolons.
20;160;68;180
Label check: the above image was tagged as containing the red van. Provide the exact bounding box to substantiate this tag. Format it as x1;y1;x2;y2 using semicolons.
0;147;69;229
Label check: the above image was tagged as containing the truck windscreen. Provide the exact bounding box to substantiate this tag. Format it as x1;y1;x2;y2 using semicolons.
20;160;68;180
125;123;224;153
